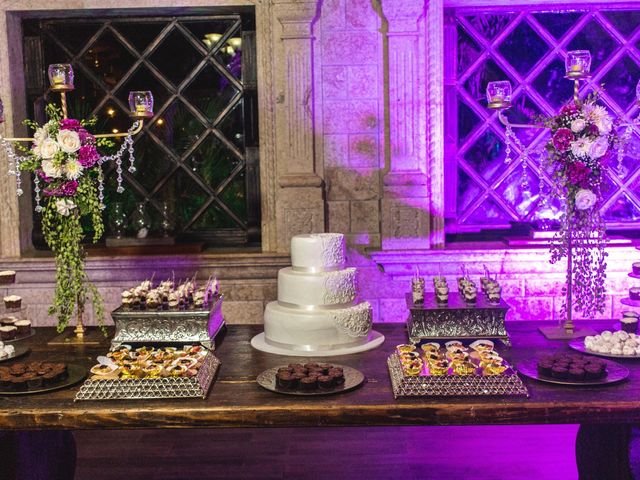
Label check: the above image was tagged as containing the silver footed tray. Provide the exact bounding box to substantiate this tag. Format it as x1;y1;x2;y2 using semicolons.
387;353;529;398
110;294;225;350
74;351;220;401
257;363;364;396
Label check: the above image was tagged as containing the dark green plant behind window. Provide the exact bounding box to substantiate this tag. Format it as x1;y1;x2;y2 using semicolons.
22;12;260;248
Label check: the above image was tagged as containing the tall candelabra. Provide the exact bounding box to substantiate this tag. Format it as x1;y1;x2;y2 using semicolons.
0;63;153;343
486;50;638;339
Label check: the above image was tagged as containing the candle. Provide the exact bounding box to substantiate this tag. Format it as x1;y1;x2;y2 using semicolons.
135;104;148;113
570;64;583;72
51;74;65;85
492;93;505;102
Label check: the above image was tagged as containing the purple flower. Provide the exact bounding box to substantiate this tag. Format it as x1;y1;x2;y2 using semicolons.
78;127;95;145
36;168;53;184
60;119;82;131
552;128;574;152
588;124;599;136
43;180;78;197
566;161;592;188
78;144;99;168
561;104;579;116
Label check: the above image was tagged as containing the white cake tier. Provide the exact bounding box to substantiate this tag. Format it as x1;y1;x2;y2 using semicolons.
263;301;373;350
277;267;356;307
290;233;345;272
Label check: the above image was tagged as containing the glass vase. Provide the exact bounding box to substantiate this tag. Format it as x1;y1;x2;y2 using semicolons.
130;202;151;239
108;202;127;239
159;201;175;237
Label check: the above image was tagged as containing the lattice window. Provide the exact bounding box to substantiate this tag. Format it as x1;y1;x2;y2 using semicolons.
445;6;640;232
22;12;260;248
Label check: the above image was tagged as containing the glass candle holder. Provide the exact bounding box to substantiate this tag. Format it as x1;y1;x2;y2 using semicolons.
48;64;74;91
128;91;154;118
565;50;591;79
486;80;512;109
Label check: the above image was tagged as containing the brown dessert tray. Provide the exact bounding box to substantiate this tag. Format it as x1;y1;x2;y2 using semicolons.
0;364;86;396
256;364;364;396
387;353;529;398
74;352;220;401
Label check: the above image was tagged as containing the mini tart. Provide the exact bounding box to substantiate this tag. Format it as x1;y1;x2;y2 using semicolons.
396;344;416;354
0;270;16;285
166;364;188;377
452;361;476;376
469;339;494;352
90;364;119;376
421;342;440;353
429;360;449;376
143;364;163;377
172;357;198;369
445;341;464;351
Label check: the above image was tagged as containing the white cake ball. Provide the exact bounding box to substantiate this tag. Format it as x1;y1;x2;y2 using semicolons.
585;335;595;343
601;331;613;340
4;345;13;356
596;345;610;353
611;345;624;355
614;330;629;341
631;333;637;340
623;346;636;356
635;347;640;356
626;338;639;348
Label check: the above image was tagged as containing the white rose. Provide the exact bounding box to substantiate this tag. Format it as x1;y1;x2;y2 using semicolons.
596;116;613;135
55;199;76;217
33;127;48;146
41;159;63;179
575;188;597;211
589;137;609;159
570;119;586;133
57;129;81;154
570;137;592;158
64;158;84;180
37;138;60;159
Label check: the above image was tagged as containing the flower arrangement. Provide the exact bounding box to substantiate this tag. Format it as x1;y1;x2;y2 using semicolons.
16;104;115;332
541;94;615;319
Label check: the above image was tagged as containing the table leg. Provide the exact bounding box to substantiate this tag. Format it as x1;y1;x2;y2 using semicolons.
576;424;632;480
0;430;76;480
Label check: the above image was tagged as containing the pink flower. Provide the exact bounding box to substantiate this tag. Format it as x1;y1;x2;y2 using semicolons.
566;161;591;188
78;144;99;168
43;180;78;197
588;124;599;136
78;128;94;144
36;168;53;184
561;104;579;116
552;128;574;152
60;119;82;131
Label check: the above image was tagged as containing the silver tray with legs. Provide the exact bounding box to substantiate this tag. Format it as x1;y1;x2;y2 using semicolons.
74;352;220;401
387;353;529;398
110;294;225;350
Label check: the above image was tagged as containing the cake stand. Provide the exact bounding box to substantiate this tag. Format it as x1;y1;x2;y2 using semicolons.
250;330;385;357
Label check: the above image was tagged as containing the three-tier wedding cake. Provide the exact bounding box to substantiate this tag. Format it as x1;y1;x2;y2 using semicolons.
251;233;384;356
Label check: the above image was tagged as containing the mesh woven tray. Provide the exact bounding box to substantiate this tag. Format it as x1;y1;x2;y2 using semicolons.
387;353;529;398
74;352;220;401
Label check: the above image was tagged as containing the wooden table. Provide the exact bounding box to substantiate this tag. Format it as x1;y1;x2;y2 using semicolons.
1;321;640;430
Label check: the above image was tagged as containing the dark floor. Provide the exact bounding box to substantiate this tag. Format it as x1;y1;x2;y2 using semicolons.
74;425;579;479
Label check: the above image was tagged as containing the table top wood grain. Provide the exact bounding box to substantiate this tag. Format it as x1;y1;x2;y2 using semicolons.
1;322;639;430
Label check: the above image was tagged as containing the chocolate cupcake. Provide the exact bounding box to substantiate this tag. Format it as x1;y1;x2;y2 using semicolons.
537;361;553;377
14;320;31;336
3;295;21;309
329;371;345;385
551;366;568;380
0;326;17;341
299;376;317;391
0;316;17;327
276;372;296;389
568;368;586;381
0;270;16;285
317;375;334;389
584;365;604;380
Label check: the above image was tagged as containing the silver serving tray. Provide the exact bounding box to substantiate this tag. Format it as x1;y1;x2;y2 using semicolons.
0;344;30;362
568;339;640;360
74;352;220;401
518;358;629;386
256;364;364;396
387;353;529;398
110;294;225;350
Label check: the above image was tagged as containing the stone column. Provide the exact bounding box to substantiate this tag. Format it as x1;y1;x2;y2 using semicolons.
379;0;431;250
273;1;325;253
